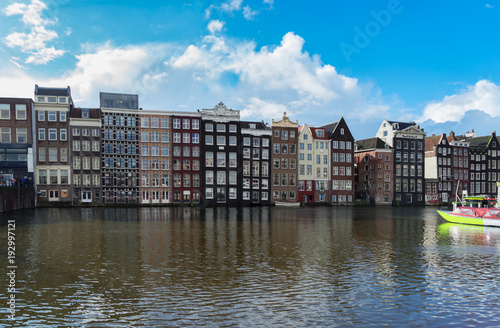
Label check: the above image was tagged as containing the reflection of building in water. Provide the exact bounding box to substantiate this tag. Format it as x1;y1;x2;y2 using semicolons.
25;208;143;319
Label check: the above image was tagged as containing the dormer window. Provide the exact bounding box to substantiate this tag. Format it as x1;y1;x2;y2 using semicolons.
37;97;45;102
59;97;67;103
316;130;325;138
249;124;256;129
48;97;57;103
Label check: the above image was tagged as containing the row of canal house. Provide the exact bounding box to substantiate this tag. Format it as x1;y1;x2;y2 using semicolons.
6;83;500;207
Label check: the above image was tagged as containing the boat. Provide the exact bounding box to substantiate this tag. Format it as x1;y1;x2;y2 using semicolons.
437;184;500;227
275;201;301;207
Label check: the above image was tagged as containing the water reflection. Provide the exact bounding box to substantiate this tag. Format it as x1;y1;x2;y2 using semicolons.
0;207;499;327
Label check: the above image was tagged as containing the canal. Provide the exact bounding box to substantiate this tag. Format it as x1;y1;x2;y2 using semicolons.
1;206;500;327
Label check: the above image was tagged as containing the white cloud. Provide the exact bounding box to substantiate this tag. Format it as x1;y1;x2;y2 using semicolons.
26;46;65;64
422;80;500;123
241;97;288;122
207;20;225;34
5;25;58;52
486;4;495;8
0;29;391;139
5;0;52;26
3;0;65;64
220;0;243;13
243;6;259;20
206;0;269;20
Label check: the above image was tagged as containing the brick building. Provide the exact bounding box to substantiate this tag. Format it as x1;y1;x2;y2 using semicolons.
34;85;72;205
354;137;393;205
320;117;355;204
0;97;34;186
271;112;299;204
70;108;102;205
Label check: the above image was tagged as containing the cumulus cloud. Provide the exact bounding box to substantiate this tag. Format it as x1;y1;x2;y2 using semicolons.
207;20;225;34
422;80;500;123
3;0;65;64
0;27;391;139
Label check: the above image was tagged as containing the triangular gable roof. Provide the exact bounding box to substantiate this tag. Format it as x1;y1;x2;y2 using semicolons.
240;121;268;130
387;121;415;131
355;137;390;151
318;121;339;138
467;135;500;148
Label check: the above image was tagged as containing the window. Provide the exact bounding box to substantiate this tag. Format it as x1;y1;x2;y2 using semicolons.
0;128;10;142
60;129;67;141
183;119;190;129
38;111;45;121
49;148;57;162
192;133;200;143
206;135;213;145
229;125;237;133
206;152;214;167
216;136;226;146
192;119;199;129
216;124;225;132
48;129;57;141
60;111;67;122
205;123;213;132
38;128;46;141
39;148;46;161
229;153;237;167
48;111;57;122
15;104;26;120
173;118;181;129
39;169;47;184
206;171;214;184
0;104;10;119
217;152;226;167
60;148;67;162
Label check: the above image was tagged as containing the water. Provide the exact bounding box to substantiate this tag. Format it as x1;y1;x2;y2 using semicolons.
1;206;500;327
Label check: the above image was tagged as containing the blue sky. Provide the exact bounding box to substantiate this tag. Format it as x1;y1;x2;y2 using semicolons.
1;0;500;139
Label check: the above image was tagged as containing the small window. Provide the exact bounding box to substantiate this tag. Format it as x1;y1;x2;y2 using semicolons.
0;104;10;120
15;104;26;120
48;97;57;103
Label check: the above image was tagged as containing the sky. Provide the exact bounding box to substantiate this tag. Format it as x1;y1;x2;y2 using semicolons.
1;0;500;140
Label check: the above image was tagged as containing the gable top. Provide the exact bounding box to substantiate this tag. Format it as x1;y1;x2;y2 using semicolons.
201;102;240;119
355;137;391;151
271;112;299;127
